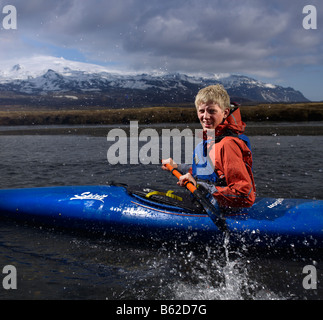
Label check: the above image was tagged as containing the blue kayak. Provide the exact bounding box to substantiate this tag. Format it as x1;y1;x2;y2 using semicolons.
0;185;322;248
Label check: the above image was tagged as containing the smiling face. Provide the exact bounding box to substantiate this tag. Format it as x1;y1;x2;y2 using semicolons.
195;85;231;131
197;103;230;130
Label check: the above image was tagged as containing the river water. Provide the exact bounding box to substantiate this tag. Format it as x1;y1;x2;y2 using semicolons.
0;123;322;301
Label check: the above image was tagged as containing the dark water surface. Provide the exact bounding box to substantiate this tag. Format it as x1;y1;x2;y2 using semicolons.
0;124;322;300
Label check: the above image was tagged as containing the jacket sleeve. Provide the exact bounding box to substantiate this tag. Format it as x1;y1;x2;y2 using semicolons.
211;138;256;208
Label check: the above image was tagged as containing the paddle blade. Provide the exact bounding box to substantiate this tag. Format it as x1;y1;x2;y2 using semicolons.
193;189;228;232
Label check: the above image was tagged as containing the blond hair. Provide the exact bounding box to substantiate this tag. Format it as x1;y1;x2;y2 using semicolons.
195;84;230;111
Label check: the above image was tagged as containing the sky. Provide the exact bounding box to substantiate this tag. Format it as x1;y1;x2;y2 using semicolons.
0;0;322;101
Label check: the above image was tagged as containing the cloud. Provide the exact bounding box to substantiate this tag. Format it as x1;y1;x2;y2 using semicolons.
1;0;322;79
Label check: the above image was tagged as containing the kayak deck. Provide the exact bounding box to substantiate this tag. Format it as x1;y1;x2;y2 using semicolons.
0;185;322;248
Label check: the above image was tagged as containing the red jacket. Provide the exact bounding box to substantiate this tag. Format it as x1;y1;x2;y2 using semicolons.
191;107;256;208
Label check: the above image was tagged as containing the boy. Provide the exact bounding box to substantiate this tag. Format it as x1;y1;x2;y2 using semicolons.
162;84;256;208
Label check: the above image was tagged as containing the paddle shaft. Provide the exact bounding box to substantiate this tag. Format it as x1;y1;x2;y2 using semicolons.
163;162;228;232
163;163;196;193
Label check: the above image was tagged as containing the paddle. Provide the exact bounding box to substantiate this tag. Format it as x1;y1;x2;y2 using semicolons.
162;161;228;232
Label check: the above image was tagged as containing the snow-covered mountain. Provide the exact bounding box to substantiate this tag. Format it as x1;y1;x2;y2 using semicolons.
0;56;309;105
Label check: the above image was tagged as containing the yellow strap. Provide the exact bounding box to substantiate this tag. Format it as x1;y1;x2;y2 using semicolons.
146;191;164;198
166;190;183;201
146;190;182;201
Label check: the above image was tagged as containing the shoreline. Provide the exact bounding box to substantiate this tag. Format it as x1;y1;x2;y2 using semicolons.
1;103;323;136
1;121;323;136
0;103;323;127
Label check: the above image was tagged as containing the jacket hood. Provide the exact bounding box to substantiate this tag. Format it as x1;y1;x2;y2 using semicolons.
214;107;246;136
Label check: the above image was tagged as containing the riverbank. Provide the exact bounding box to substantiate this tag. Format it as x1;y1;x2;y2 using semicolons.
0;102;322;126
1;121;323;136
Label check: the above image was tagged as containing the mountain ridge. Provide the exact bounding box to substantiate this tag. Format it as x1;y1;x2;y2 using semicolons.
0;56;309;107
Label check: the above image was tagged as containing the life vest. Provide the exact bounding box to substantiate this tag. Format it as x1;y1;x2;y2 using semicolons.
192;130;252;186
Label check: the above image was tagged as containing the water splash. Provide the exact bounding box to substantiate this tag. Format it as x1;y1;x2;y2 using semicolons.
169;233;281;300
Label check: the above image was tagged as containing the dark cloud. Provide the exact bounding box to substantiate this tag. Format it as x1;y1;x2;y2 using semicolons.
1;0;322;87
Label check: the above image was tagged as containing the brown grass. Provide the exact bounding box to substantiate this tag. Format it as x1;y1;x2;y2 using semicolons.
240;102;323;122
0;102;322;126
